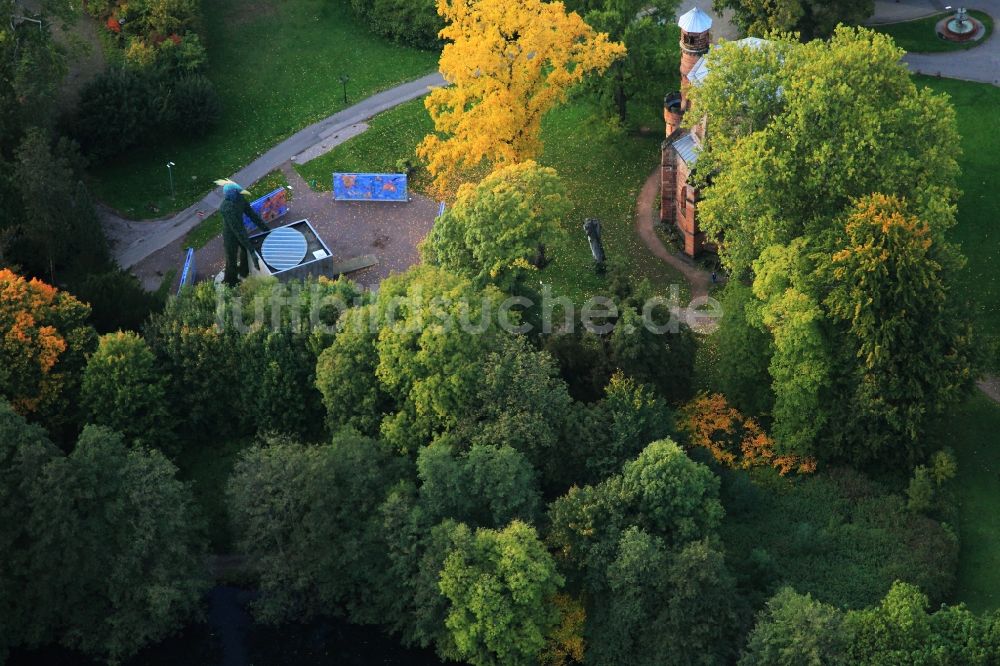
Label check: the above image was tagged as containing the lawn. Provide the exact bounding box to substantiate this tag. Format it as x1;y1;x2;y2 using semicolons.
874;10;994;53
295;97;686;303
916;76;1000;367
89;0;437;218
930;394;1000;613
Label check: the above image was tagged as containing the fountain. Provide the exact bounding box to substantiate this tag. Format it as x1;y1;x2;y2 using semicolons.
939;6;984;42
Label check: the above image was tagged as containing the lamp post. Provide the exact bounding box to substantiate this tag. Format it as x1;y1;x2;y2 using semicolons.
338;74;350;105
166;161;176;199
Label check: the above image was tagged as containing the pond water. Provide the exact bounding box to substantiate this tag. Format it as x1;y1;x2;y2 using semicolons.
9;586;451;666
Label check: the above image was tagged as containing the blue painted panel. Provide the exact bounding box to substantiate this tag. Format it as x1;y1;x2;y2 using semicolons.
244;187;290;230
332;173;408;202
178;247;196;294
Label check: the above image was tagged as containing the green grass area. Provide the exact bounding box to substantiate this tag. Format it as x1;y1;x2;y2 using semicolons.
294;98;434;191
175;439;250;554
538;103;687;303
297;98;685;302
183;170;291;250
930;393;1000;613
916;76;1000;367
90;0;437;218
874;11;994;53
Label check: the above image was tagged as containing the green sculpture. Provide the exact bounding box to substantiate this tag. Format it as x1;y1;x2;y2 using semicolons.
219;182;269;286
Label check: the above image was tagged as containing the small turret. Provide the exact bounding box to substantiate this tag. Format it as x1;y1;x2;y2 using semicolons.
677;7;712;111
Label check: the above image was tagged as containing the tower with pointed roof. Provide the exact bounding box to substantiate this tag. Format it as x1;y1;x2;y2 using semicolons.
661;6;714;257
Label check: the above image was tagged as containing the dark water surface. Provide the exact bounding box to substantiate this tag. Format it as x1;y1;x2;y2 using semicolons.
9;586;448;665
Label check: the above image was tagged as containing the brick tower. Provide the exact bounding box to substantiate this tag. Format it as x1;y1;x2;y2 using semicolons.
664;7;712;136
661;7;713;257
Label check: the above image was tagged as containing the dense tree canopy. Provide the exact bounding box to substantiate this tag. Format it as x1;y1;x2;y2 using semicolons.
80;331;174;454
687;29;973;462
227;434;407;624
417;0;625;192
690;28;959;277
0;403;207;663
716;0;874;40
741;582;1000;665
439;520;564;666
422;161;569;292
565;0;681;122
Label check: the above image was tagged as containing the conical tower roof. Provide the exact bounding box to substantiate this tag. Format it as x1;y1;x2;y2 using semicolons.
677;7;713;33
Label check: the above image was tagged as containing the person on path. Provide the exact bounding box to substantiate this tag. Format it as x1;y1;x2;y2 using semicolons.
220;183;270;286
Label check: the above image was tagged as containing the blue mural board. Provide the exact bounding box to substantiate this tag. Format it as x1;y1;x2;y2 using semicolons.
244;187;290;230
332;173;408;202
178;247;196;294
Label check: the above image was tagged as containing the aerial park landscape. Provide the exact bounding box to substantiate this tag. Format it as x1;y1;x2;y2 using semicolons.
1;0;999;663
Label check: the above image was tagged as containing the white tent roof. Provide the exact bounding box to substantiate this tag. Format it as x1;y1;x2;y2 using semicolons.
677;7;713;34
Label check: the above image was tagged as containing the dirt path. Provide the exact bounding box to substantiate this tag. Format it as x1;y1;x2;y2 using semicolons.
978;376;1000;404
634;169;722;333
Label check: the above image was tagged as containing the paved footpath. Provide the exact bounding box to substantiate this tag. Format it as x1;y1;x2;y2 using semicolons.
104;72;446;268
867;0;1000;85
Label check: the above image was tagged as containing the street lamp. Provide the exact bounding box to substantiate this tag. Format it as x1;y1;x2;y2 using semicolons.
338;74;350;105
166;161;176;199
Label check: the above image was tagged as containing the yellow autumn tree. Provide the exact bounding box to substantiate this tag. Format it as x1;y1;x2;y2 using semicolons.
418;0;625;194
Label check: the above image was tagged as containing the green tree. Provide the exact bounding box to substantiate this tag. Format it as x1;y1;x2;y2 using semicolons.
609;305;697;404
692;28;960;277
466;335;574;485
567;0;681;123
750;241;833;458
31;425;207;662
439;520;564;666
422;161;569;292
843;582;1000;664
372;266;510;452
315;304;390;437
227;433;407;625
716;0;874;40
712;281;774;416
739;587;849;665
417;438;542;527
14;128;76;282
80;331;174;454
583;372;673;482
821;194;973;462
0;401;62;657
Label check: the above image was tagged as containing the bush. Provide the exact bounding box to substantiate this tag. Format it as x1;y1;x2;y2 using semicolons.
167;74;222;136
720;466;959;609
74;68;156;160
80;331;175;454
72;269;166;333
349;0;442;49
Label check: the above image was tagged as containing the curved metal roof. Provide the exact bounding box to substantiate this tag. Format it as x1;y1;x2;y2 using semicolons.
678;7;713;34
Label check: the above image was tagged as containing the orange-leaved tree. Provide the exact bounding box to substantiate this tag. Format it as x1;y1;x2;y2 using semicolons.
679;392;816;475
418;0;625;194
0;269;96;432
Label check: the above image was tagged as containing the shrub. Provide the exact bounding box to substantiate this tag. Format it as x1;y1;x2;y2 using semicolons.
74;68;156;160
167;74;222;136
72;269;166;333
80;331;175;454
349;0;442;49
